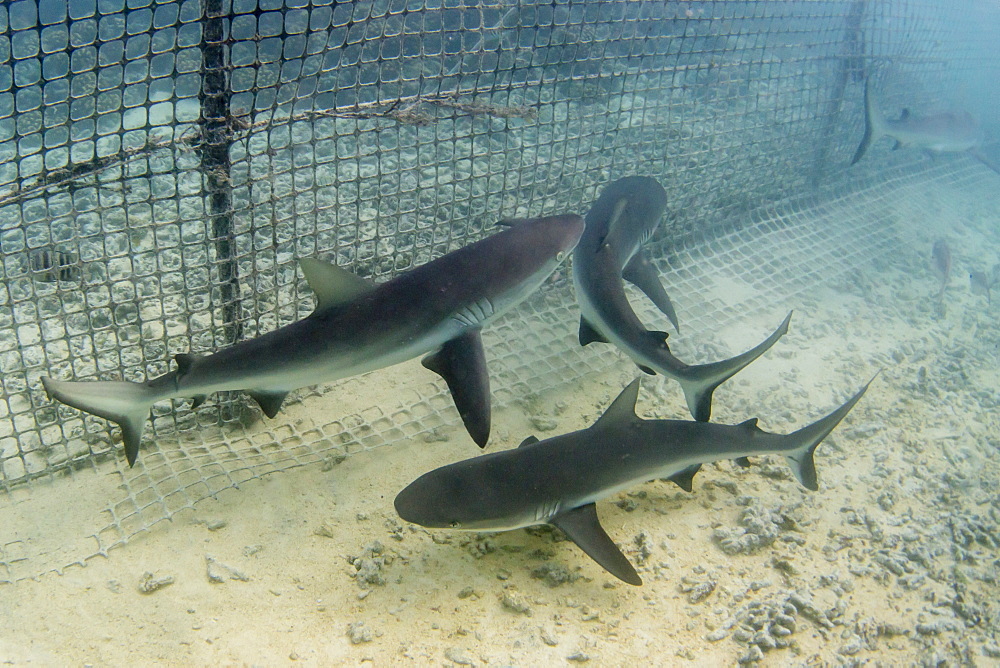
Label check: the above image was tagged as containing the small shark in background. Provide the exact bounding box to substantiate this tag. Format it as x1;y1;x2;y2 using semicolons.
970;265;1000;305
851;77;997;172
931;239;951;304
573;176;791;422
396;376;873;585
43;214;585;466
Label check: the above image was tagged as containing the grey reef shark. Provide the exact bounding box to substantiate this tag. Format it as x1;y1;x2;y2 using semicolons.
43;214;586;466
396;376;873;585
851;76;1000;174
573;176;792;423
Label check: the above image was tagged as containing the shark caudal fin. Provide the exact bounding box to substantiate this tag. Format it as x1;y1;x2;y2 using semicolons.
678;312;792;422
41;376;158;467
850;77;884;165
783;374;876;491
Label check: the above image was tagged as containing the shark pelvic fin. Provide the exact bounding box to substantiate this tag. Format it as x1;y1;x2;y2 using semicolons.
592;378;641;431
422;330;491;447
623;252;680;334
518;435;540;448
578;318;609;346
299;257;375;312
551;503;642;586
247;389;289;419
665;464;701;492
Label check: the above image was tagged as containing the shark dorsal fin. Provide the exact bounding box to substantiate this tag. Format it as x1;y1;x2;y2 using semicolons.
174;353;200;378
518;435;540;448
739;417;759;430
597;198;631;249
899;108;910;120
299;258;375;312
551;503;641;586
593;379;641;430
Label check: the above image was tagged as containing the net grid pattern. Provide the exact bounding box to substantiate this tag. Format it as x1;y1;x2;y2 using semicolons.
0;0;997;578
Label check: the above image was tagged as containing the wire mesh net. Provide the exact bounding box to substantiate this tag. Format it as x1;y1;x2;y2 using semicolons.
0;0;998;579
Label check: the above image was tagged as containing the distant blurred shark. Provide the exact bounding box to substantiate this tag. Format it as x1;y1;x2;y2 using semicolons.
573;176;791;422
43;214;585;466
395;376;872;585
851;77;998;173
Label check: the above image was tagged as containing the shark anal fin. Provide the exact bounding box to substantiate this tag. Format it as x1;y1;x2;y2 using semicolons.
247;390;289;419
299;257;375;312
734;456;752;468
665;464;701;492
623;252;680;334
518;435;540;448
551;503;641;586
579;318;609;346
422;330;491;447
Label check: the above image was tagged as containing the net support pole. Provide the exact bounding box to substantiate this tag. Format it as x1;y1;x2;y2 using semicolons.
199;0;243;345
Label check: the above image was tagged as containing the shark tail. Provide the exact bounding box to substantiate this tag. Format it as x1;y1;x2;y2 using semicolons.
41;376;159;467
679;311;792;422
850;76;884;165
783;374;876;491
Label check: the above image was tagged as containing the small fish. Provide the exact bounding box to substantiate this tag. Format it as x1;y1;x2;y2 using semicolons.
28;248;81;283
931;239;951;302
970;266;1000;305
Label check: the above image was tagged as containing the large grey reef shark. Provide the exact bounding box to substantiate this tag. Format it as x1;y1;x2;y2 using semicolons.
43;214;586;466
573;176;792;423
395;375;872;585
851;76;999;173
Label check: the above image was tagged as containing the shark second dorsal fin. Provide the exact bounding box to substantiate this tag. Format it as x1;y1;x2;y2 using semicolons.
247;389;289;419
421;331;491;448
551;503;641;586
593;379;641;430
299;257;375;312
518;435;540;448
578;318;609;346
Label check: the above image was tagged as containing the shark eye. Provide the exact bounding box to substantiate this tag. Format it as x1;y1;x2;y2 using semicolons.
556;251;565;262
450;520;462;529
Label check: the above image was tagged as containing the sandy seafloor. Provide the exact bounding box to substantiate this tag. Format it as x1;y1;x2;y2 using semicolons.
3;169;1000;666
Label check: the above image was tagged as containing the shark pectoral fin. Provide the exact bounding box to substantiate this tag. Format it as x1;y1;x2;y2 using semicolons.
551;504;642;586
299;257;375;312
623;252;680;333
247;390;289;419
579;318;609;346
518;435;540;448
592;379;641;430
734;456;752;468
665;464;701;492
422;330;491;447
190;394;207;410
637;364;656;375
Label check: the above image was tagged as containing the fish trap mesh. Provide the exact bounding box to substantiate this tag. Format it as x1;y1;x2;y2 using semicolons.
0;0;997;579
